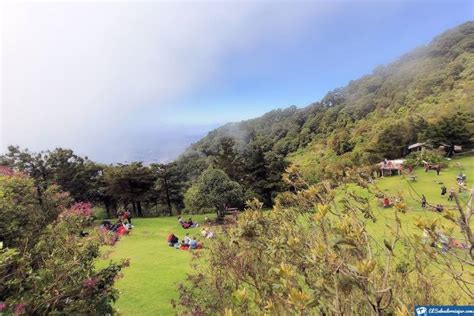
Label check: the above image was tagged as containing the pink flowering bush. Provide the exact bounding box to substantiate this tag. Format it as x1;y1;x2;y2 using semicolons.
70;202;93;217
14;303;25;315
59;202;95;230
0;178;127;314
61;202;93;219
82;277;98;288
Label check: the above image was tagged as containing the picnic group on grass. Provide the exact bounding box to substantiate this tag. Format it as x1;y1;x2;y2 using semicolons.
177;216;199;229
99;210;134;236
166;217;215;250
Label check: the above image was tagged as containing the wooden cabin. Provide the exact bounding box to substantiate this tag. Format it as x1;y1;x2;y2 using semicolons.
379;159;405;176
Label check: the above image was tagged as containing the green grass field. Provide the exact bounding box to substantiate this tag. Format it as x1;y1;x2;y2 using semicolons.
100;156;473;315
99;214;214;315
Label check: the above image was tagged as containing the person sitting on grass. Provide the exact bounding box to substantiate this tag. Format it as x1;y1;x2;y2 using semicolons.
116;222;129;236
183;233;191;245
189;236;201;250
178;216;190;229
110;219;123;232
178;216;199;229
187;218;199;228
383;197;391;208
435;231;450;253
167;233;179;247
201;228;215;239
100;220;112;230
179;239;189;250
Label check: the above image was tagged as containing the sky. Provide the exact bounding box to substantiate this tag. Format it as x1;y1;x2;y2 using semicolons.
1;0;472;163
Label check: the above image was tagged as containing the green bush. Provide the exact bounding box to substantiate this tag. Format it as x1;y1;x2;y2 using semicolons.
403;150;444;167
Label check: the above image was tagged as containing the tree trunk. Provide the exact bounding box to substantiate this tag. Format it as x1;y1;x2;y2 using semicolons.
216;205;225;224
104;199;111;219
137;201;143;217
36;185;44;208
131;200;137;216
164;177;173;216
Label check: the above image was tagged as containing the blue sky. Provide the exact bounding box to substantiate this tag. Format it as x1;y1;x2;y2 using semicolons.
1;0;472;162
153;0;472;125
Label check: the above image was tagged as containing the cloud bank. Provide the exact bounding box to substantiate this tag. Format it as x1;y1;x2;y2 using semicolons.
0;1;334;162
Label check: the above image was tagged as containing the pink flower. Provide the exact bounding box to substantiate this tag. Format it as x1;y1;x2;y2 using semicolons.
0;302;6;311
71;202;93;217
62;202;93;218
82;277;98;288
14;303;25;315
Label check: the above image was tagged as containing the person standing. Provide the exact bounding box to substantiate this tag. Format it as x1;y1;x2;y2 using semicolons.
448;188;455;201
421;194;427;208
441;186;447;196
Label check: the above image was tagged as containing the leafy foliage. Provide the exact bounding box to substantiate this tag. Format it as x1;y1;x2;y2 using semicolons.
0;175;126;314
184;167;243;216
177;175;473;315
182;22;474;184
103;162;156;216
422;111;474;146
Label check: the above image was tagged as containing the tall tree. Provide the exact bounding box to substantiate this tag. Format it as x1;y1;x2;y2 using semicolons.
423;111;473;146
45;148;103;202
151;163;183;216
239;139;288;206
0;146;51;207
213;137;244;182
184;167;243;218
104;163;156;217
0;146;104;204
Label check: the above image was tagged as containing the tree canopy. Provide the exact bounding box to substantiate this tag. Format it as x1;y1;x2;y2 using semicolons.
184;167;243;216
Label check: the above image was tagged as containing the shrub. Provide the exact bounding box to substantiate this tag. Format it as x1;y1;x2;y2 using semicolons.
0;176;126;314
403;150;444;167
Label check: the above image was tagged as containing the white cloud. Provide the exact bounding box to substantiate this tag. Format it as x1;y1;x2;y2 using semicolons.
0;1;336;162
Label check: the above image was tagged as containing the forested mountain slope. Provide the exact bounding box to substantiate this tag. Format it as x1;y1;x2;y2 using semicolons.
179;21;474;187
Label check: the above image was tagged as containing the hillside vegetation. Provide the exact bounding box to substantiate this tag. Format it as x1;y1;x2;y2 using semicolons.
182;21;473;186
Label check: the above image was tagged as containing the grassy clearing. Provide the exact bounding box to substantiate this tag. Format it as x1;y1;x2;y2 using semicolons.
98;214;214;316
365;156;473;238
